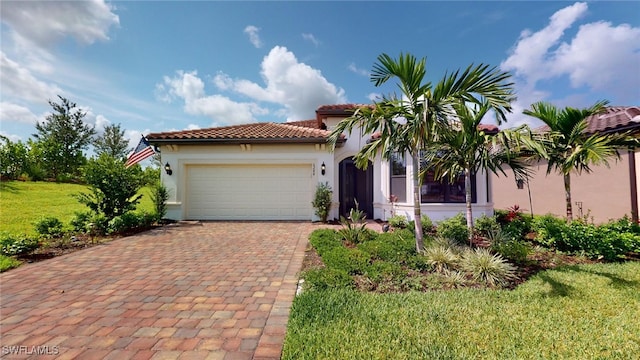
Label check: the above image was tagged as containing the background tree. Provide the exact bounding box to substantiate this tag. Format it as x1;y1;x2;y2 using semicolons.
421;101;538;243
93;123;130;159
0;136;29;180
33;96;96;180
75;154;145;220
523;100;635;221
329;53;515;252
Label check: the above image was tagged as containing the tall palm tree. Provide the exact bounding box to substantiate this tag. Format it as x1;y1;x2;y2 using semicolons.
422;101;538;244
328;53;515;251
523;100;633;221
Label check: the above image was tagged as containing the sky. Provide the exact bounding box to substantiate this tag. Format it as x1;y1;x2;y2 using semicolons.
1;0;639;152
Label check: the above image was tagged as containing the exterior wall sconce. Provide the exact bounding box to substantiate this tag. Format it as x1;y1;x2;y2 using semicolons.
516;179;524;189
164;162;173;176
321;162;326;175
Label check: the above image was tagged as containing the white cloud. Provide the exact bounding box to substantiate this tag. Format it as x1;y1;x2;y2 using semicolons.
157;70;268;125
501;2;587;84
220;46;347;120
1;0;119;49
0;102;41;125
302;33;320;46
552;21;640;101
186;124;201;130
348;62;369;77
0;52;62;104
244;25;263;48
367;93;382;102
500;1;640;127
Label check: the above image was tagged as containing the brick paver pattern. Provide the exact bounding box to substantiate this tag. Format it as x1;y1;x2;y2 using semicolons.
0;222;315;360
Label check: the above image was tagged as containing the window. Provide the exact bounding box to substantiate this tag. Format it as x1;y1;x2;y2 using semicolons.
420;171;476;203
389;152;406;202
419;151;476;203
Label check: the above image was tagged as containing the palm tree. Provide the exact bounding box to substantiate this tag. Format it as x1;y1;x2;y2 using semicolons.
523;100;634;221
421;101;538;244
328;53;515;252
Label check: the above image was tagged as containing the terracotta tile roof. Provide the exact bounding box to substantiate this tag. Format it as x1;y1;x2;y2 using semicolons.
537;106;640;135
147;121;340;144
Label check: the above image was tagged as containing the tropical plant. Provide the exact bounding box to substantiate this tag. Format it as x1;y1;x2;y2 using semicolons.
311;182;333;223
337;204;369;244
423;245;460;273
523;100;637;221
328;52;516;251
422;101;537;243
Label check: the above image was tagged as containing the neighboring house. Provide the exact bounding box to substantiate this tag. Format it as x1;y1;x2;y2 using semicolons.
492;106;640;223
147;104;496;222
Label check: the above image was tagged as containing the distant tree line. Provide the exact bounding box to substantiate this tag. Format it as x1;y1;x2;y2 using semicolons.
0;95;159;184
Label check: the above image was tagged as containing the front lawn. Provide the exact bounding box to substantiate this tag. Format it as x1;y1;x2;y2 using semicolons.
283;261;640;359
0;181;154;236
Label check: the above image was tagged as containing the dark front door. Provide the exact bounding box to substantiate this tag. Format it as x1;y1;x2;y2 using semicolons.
339;158;374;219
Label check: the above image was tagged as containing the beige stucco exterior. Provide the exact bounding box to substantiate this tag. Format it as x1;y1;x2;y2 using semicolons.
492;150;638;223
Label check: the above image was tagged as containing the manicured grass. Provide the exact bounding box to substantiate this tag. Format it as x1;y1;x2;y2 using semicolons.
283;261;640;359
0;181;154;236
0;254;22;272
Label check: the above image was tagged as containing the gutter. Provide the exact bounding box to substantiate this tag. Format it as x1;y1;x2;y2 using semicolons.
147;137;346;146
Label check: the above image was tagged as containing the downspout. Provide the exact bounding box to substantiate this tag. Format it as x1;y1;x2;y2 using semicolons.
629;149;638;223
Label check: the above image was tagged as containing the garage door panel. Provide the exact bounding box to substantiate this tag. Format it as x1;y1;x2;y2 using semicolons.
186;164;312;220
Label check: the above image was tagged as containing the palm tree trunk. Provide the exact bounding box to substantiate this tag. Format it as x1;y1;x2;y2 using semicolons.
465;167;474;246
564;173;573;222
411;152;424;252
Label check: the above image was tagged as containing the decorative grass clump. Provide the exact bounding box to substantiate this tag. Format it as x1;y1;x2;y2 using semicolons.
284;261;640;359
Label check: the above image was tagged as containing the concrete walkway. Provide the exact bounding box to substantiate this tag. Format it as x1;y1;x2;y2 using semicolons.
0;221;316;360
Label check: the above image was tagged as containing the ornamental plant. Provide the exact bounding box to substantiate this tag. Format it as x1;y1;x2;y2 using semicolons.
312;182;333;223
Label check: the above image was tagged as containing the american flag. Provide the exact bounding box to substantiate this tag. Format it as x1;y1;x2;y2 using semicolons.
125;136;155;168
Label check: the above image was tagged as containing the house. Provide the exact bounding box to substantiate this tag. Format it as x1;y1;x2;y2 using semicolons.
147;104;495;222
491;106;640;223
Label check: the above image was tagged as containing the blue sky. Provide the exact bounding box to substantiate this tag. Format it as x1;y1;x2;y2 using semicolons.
1;1;639;150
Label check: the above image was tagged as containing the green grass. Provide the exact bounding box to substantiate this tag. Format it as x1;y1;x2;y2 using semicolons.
0;181;154;236
283;261;640;359
0;254;22;272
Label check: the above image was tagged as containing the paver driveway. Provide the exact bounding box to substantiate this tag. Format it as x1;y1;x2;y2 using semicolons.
0;221;315;360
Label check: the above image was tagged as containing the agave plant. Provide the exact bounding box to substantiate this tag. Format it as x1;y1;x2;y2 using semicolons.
461;248;516;287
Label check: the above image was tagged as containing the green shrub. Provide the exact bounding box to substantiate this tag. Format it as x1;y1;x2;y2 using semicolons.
388;214;408;229
150;181;170;221
311;182;333;223
108;211;155;235
489;230;532;263
34;216;64;238
436;213;469;245
460;248;516;287
302;268;354;291
475;214;500;236
365;261;406;283
70;211;93;233
532;214;567;247
309;229;342;255
321;247;370;275
0;254;21;272
357;231;416;264
0;233;40;256
408;214;434;234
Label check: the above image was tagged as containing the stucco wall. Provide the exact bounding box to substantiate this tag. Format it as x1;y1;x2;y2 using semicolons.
492;151;635;223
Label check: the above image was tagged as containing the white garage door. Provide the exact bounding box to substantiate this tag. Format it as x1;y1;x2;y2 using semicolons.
186;164;313;220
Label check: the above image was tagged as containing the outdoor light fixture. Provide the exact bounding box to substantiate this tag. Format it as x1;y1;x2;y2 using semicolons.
516;179;524;189
321;162;326;175
164;162;173;176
